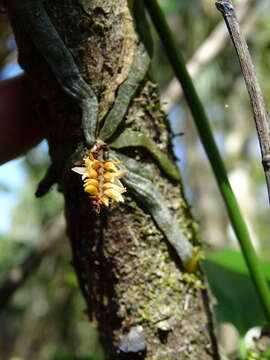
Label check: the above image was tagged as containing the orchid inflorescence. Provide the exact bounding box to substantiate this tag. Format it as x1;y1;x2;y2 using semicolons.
72;152;126;211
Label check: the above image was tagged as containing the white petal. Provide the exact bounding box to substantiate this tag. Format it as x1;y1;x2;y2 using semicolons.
71;167;86;175
115;179;125;188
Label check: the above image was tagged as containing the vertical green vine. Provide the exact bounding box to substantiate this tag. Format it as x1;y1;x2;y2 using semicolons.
144;0;270;323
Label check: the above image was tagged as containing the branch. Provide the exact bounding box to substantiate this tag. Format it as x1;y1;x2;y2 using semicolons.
216;0;270;205
0;214;65;310
161;0;256;111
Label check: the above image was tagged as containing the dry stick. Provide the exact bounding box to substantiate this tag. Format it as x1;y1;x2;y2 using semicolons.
0;214;66;310
216;0;270;204
161;0;255;111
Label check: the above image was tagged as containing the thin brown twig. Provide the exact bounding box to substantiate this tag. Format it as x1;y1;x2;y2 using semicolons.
0;214;66;310
216;0;270;204
161;0;256;111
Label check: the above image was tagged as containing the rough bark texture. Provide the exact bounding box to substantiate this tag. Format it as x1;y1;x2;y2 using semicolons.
8;0;220;358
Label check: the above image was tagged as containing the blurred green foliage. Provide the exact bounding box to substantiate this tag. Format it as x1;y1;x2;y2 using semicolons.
204;250;270;335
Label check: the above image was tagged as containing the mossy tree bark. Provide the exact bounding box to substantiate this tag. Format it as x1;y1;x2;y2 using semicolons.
8;0;220;358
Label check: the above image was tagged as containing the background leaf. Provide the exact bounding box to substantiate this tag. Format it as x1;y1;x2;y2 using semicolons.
203;250;270;335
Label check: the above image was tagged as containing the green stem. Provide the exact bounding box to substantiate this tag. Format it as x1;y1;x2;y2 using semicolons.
145;0;270;323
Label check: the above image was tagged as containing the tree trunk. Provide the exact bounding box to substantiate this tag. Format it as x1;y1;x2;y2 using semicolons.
7;0;220;358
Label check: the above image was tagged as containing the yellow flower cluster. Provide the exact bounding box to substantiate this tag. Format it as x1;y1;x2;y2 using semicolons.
72;152;126;209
